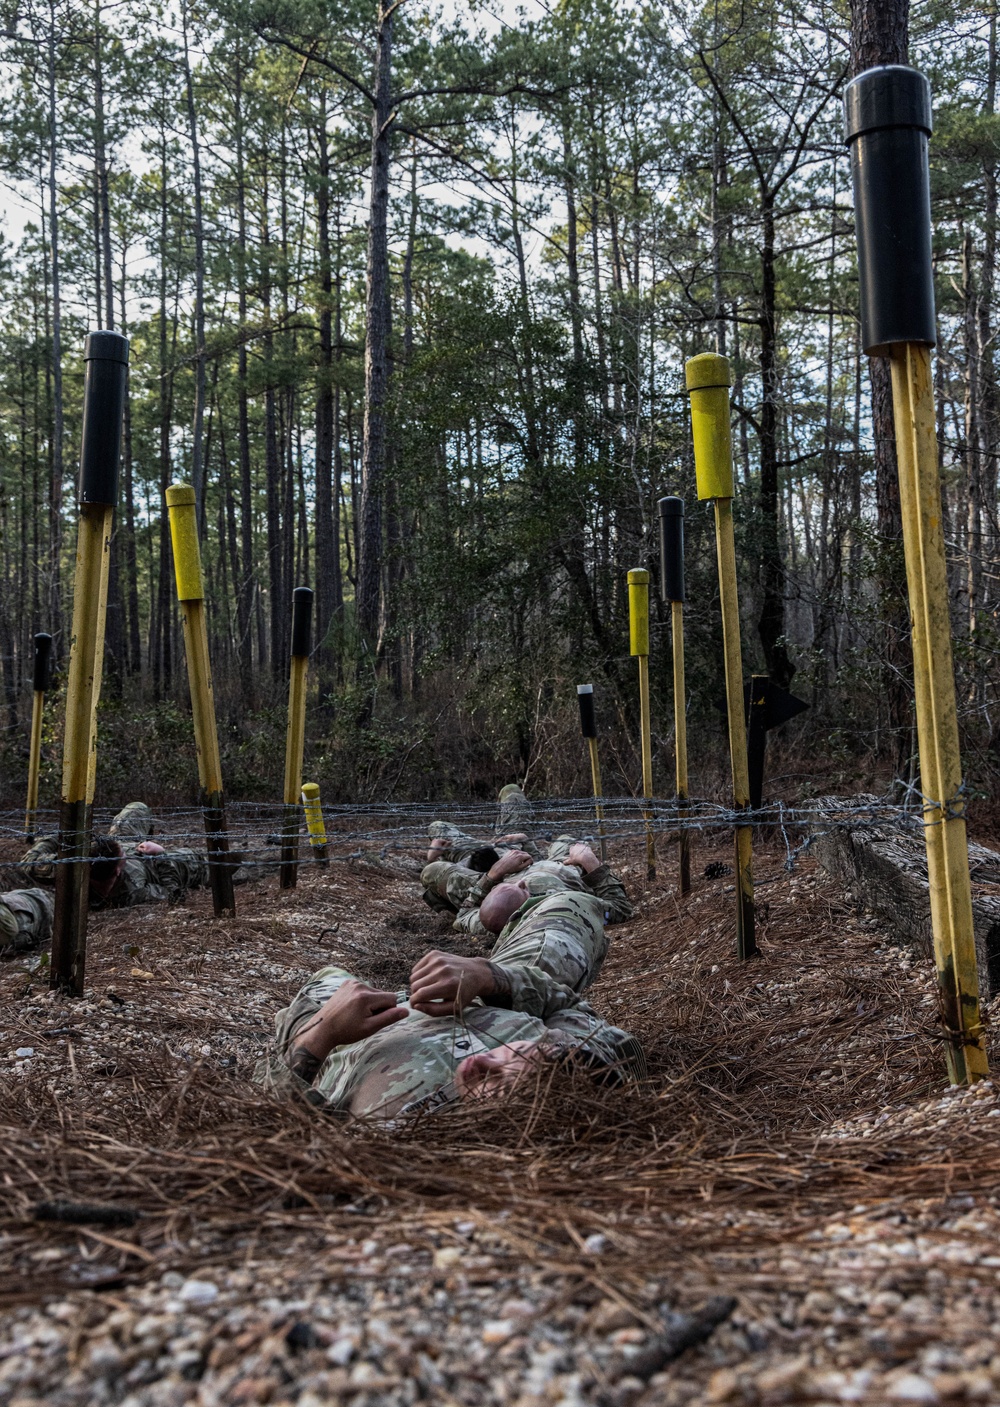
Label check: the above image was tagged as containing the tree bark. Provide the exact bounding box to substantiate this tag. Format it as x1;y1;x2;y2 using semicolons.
182;0;208;526
356;0;394;656
46;0;64;648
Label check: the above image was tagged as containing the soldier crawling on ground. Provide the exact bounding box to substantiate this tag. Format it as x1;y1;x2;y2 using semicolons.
256;881;645;1120
2;801;267;956
422;839;633;939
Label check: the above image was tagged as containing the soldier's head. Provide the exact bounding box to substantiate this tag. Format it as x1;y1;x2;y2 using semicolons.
89;836;125;901
454;1038;545;1101
479;880;529;934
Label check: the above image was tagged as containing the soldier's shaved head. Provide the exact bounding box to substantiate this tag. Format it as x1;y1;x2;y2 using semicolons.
479;881;529;934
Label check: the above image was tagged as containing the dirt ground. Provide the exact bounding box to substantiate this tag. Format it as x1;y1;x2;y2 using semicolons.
3;823;1000;1407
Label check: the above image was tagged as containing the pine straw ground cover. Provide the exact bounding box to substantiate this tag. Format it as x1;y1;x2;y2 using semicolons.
3;838;1000;1405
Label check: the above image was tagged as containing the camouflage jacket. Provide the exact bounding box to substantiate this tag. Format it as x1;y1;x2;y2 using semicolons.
453;859;632;938
0;888;54;956
256;889;643;1120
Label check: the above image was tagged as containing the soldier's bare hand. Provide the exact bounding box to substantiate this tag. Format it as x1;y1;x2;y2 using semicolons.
487;849;532;882
567;842;601;874
292;980;406;1063
409;950;496;1015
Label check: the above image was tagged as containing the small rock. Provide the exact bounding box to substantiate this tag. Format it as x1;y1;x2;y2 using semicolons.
482;1319;515;1345
178;1278;219;1307
433;1247;462;1270
326;1336;356;1366
583;1233;607;1254
887;1374;939;1403
15;1048;34;1059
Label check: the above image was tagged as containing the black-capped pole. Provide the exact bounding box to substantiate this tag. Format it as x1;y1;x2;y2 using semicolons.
79;330;129;505
658;496;685;603
576;684;606;861
844;66;935;355
33;633;53;695
577;683;597;738
291;586;313;658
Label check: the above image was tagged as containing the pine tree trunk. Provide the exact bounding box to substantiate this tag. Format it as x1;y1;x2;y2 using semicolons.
356;0;394;657
182;0;207;525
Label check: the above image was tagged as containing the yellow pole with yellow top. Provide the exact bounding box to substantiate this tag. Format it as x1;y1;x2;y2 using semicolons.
281;587;314;889
51;331;129;994
685;351;755;959
24;633;53;842
628;568;656;880
301;782;329;866
846;66;986;1081
166;483;236;917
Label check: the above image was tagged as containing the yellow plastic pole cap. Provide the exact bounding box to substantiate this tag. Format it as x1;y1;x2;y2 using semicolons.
685;353;732;391
627;568;650;585
301;782;320;800
166;483;197;509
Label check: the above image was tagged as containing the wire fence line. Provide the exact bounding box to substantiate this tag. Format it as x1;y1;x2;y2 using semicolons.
0;793;956;871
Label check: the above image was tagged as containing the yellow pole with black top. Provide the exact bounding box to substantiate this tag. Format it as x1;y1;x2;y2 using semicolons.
301;781;328;866
51;330;129;994
281;587;313;889
24;633;53;842
628;568;656;880
658;497;690;895
576;684;607;863
166;483;236;917
685;351;755;959
846;65;987;1082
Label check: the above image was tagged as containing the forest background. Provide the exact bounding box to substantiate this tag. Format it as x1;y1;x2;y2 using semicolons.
0;0;996;812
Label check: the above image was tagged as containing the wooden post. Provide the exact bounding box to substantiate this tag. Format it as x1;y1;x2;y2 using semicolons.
25;633;53;842
658;496;690;894
576;684;607;863
166;483;235;917
627;568;656;880
281;587;313;889
846;64;987;1082
51;331;128;994
301;782;329;866
686;352;756;959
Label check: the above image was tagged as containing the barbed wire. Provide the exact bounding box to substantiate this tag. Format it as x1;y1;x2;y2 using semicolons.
0;793;949;871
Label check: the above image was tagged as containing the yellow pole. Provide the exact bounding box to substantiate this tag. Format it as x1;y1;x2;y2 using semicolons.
890;344;987;1081
166;483;235;916
301;781;329;866
628;568;656;880
281;587;313;889
686;352;755;959
672;599;691;895
52;330;129;995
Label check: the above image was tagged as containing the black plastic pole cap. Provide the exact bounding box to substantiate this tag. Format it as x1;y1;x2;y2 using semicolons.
577;683;597;739
33;633;53;693
843;66;935;354
291;586;314;658
658;496;685;603
79;330;129;506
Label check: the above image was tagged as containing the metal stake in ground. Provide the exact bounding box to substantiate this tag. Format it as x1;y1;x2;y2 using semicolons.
576;684;607;863
24;633;53;842
301;782;329;866
846;65;988;1083
281;587;313;889
628;569;656;880
51;331;128;994
658;496;690;895
166;483;236;917
685;353;755;960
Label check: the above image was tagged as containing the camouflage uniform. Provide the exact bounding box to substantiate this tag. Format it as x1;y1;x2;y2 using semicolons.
256;888;644;1120
20;802;208;908
422;836;632;939
0;888;54;957
496;783;534;833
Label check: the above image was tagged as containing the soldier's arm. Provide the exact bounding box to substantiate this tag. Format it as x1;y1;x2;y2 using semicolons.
452;905;491;939
483;960;584;1021
582;864;632;923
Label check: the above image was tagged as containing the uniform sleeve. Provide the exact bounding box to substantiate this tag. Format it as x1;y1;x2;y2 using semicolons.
452;903;492;939
483;961;585;1021
583;863;632;923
